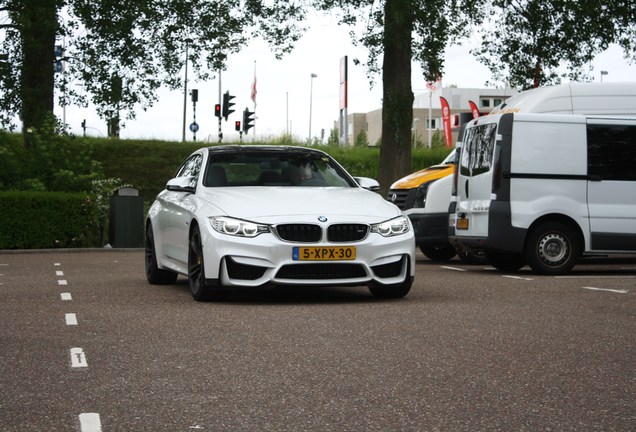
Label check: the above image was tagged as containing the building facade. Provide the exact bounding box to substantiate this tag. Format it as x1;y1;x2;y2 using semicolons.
341;87;518;147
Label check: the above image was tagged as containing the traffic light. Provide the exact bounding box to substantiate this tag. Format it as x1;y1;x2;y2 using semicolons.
235;121;241;131
54;45;64;73
214;103;221;118
242;108;255;134
222;91;235;121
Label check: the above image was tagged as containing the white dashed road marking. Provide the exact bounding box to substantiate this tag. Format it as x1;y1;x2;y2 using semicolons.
56;270;64;276
61;292;72;301
440;266;466;272
582;286;629;294
58;279;67;285
556;275;635;279
502;275;534;281
70;347;88;368
65;313;78;326
79;413;102;432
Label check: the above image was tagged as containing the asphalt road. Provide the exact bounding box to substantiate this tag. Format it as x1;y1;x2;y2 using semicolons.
0;250;634;431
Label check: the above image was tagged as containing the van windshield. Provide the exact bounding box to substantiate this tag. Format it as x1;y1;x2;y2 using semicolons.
460;123;498;177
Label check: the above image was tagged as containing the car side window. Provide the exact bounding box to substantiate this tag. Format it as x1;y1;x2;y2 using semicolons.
175;154;203;187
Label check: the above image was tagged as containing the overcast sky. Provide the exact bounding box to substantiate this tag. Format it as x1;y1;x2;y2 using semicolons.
55;11;636;143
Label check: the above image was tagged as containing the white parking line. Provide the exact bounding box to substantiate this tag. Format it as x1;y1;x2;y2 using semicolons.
65;313;78;326
61;292;72;301
79;413;102;432
502;275;534;281
70;347;88;368
556;275;635;279
582;286;629;294
440;266;466;272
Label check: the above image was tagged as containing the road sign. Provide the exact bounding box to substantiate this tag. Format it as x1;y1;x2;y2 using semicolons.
189;122;199;133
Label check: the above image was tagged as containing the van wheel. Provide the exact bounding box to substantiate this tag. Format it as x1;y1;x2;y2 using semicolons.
420;244;456;261
485;251;525;272
525;222;579;275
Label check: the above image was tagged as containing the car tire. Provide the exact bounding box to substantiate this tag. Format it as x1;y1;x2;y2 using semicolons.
420;244;456;261
145;223;178;285
525;222;580;275
188;225;215;301
485;251;526;272
368;260;412;299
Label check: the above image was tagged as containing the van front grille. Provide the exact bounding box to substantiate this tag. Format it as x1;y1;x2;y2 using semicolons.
387;189;414;210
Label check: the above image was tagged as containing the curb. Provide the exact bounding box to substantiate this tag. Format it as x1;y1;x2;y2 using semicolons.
0;248;144;255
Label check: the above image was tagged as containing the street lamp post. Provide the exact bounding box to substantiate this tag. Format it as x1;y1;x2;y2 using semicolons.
600;70;608;82
309;73;317;143
182;38;193;142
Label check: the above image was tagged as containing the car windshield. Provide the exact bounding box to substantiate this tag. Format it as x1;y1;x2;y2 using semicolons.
202;150;358;188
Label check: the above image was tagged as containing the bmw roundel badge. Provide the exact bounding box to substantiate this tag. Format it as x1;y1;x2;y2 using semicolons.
318;216;328;222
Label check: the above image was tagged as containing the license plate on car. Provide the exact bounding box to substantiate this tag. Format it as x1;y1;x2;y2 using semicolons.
293;246;356;261
457;218;469;230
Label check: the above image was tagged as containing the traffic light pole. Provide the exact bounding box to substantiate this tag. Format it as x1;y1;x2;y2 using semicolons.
218;69;223;143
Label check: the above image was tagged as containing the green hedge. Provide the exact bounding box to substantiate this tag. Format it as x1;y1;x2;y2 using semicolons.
0;191;97;249
89;140;452;202
0;133;453;249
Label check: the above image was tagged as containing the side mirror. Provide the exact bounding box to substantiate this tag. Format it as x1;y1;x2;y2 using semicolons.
354;177;380;192
166;176;195;194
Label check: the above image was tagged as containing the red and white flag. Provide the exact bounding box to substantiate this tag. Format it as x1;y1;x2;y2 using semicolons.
440;96;453;148
426;76;442;91
250;74;257;105
468;100;480;119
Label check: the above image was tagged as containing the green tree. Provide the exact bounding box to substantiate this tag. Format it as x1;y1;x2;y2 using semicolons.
354;128;369;147
1;0;60;146
473;0;636;89
0;0;305;143
313;0;482;195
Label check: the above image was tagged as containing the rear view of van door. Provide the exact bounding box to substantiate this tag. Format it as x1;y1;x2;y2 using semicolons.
453;116;500;243
586;119;636;252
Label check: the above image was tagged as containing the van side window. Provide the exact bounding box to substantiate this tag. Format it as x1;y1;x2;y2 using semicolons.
587;124;636;181
460;123;498;177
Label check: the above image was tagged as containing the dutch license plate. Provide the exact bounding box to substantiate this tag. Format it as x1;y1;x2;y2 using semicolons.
293;246;356;261
457;218;469;230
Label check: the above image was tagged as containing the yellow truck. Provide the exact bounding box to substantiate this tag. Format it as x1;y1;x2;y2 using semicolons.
387;150;457;261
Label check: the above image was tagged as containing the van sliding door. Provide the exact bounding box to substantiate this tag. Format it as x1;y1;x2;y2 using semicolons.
586;122;636;251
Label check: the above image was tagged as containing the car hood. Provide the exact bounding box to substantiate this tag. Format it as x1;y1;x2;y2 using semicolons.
199;187;401;223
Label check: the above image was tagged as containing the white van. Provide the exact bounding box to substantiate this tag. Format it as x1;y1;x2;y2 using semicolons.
449;112;636;274
490;82;636;116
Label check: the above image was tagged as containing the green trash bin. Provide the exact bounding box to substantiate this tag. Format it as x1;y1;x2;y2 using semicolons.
109;187;144;248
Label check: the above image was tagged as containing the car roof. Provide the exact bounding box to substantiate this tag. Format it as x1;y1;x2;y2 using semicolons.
205;145;327;156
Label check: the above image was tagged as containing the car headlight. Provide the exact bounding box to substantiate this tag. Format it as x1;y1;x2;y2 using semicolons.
370;216;410;237
209;216;270;238
413;179;437;208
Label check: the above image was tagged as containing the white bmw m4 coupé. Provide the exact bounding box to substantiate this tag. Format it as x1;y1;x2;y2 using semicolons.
145;145;415;301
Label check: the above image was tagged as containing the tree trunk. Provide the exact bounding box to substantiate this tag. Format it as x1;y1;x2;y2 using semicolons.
19;0;57;148
379;0;414;197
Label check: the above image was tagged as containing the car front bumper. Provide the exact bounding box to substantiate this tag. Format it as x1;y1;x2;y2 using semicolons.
200;220;416;288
